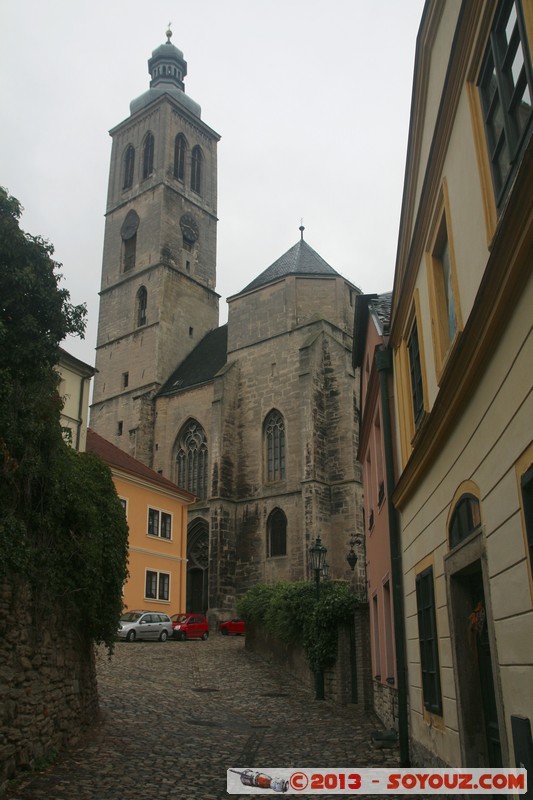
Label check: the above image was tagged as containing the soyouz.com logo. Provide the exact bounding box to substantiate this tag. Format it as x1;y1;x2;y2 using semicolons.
227;767;527;794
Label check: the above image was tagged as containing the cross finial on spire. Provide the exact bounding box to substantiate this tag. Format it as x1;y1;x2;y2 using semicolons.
299;219;305;240
166;24;173;42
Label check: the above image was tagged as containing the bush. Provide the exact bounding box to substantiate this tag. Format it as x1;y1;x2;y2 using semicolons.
238;580;358;672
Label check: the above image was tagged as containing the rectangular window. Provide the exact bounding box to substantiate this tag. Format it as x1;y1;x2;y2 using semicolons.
147;508;159;537
122;371;129;389
119;497;127;516
383;580;394;683
147;507;172;540
520;464;533;580
145;570;157;599
408;318;424;426
426;183;462;378
372;593;381;679
158;572;170;601
415;566;443;715
478;0;533;208
160;512;172;540
145;570;170;602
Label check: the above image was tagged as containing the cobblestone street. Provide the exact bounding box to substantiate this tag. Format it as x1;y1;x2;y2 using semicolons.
5;635;402;800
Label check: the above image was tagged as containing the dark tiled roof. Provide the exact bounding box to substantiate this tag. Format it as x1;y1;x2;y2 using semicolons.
369;292;392;334
236;238;341;295
158;324;228;397
352;292;392;369
86;428;195;500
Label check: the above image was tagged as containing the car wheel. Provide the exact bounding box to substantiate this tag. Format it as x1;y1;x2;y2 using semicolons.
159;630;168;642
221;628;228;635
201;631;209;640
126;630;136;642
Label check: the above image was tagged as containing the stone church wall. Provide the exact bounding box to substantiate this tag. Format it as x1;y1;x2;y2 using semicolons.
0;580;98;792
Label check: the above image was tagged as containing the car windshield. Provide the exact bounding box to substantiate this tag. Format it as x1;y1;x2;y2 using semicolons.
171;614;189;623
120;612;143;622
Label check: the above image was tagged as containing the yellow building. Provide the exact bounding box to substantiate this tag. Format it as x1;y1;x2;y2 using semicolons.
87;428;195;615
390;0;532;769
57;348;95;452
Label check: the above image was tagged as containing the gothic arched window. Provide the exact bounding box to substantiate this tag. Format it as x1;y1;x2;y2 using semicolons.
265;410;286;482
175;419;208;500
142;132;155;179
123;145;135;190
191;145;202;193
267;508;287;557
449;493;481;549
136;286;147;328
174;134;187;181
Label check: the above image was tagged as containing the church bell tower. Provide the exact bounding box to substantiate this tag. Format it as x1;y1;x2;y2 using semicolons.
91;29;220;465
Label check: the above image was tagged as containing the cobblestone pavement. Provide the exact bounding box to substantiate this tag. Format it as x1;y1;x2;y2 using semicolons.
5;636;405;800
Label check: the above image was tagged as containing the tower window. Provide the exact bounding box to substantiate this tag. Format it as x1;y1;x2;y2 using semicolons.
175;419;208;500
123;145;135;190
122;371;129;389
174;134;186;181
191;145;203;194
136;286;147;327
142;132;155;179
265;409;286;482
120;209;139;272
123;236;136;271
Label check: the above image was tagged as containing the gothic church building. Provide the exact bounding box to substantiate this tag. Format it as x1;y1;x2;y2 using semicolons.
91;32;365;622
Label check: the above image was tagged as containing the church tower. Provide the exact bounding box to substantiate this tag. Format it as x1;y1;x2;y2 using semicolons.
91;29;220;465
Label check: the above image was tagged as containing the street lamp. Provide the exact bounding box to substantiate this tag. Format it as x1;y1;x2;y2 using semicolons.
309;535;327;700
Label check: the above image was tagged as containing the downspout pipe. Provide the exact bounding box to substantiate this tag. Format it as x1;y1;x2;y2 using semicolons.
375;346;410;767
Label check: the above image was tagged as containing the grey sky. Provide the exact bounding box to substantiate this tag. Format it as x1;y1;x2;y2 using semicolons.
1;1;425;365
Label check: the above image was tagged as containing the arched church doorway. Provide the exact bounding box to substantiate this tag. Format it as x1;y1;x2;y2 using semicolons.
187;518;209;614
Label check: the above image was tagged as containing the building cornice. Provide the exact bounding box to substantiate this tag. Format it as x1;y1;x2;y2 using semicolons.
392;143;533;509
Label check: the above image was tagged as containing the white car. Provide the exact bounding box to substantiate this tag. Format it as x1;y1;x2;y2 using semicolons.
117;611;173;642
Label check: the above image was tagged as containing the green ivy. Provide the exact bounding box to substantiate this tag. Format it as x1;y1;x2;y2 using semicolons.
0;187;128;652
237;580;358;672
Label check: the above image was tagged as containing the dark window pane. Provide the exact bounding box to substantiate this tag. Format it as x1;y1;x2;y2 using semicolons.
145;571;157;599
416;566;442;715
148;508;159;537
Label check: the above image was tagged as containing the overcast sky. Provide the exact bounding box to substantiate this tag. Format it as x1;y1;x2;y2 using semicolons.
1;0;425;365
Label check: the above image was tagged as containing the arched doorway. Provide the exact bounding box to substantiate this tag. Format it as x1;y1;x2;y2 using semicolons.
187;518;209;614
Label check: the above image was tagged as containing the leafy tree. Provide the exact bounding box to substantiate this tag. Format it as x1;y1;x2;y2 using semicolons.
0;187;128;648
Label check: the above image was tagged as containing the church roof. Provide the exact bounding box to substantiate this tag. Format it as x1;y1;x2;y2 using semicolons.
158;324;228;397
235;235;341;296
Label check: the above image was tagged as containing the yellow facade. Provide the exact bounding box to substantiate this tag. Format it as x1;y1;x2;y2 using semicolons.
57;348;95;452
390;0;533;769
87;429;194;616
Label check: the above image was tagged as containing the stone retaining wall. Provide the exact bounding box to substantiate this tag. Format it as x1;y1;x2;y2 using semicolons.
246;607;372;708
0;579;98;792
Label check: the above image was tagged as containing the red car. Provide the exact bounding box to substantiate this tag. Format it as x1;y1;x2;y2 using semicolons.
171;613;209;641
219;618;246;636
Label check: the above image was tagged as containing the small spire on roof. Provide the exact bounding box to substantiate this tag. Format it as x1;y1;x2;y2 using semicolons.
299;219;305;241
166;24;173;42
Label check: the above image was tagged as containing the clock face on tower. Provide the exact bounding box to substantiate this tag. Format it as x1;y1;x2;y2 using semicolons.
180;213;199;243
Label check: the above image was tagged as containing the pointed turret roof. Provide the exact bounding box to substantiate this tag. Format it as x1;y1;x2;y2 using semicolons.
130;27;202;118
235;230;341;297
